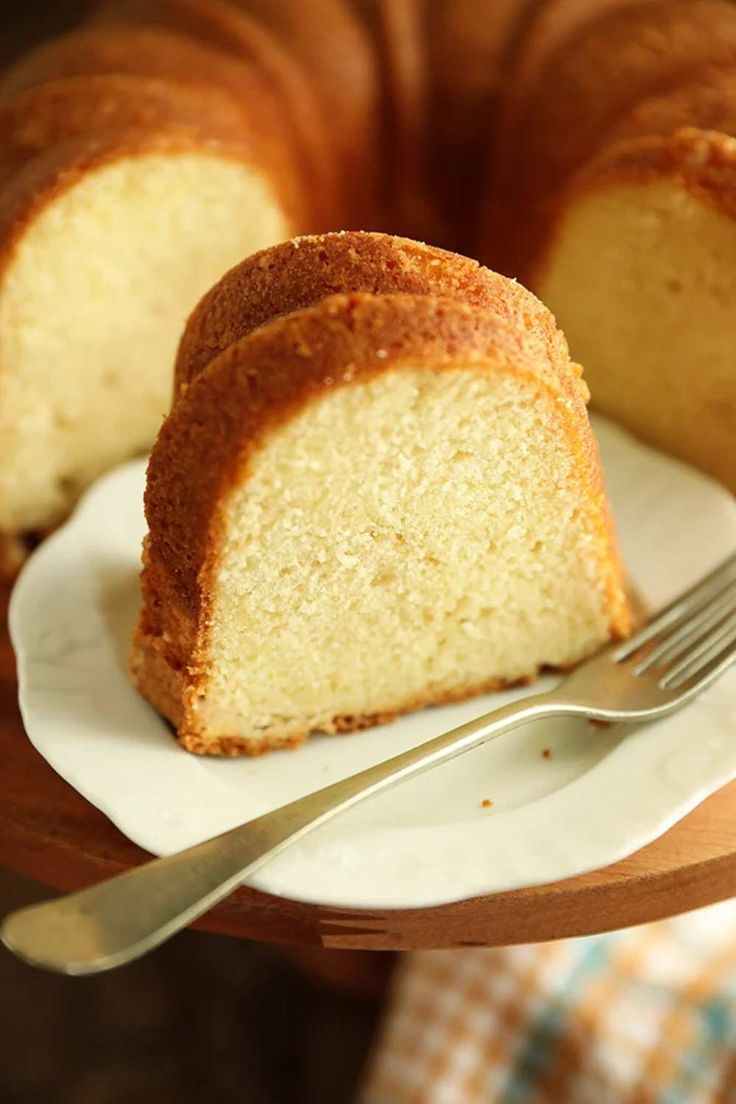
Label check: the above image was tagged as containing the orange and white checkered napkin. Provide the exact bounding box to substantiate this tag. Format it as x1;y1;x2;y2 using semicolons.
359;900;736;1104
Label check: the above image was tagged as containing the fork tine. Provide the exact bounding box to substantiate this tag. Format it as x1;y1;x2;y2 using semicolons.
662;624;736;693
660;612;736;689
613;552;736;661
633;579;736;674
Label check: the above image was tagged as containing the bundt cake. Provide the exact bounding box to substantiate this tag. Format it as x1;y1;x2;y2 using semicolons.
0;73;300;197
495;0;648;149
0;0;734;573
0;21;334;225
7;16;339;226
131;243;630;754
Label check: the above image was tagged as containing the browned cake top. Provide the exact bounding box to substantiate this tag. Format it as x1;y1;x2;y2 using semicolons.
0;74;304;224
174;230;571;391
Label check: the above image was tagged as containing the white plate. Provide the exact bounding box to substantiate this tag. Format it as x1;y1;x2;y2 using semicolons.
9;417;736;910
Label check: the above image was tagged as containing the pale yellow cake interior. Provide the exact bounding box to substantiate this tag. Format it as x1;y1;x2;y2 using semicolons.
537;178;736;491
194;365;614;746
0;150;290;532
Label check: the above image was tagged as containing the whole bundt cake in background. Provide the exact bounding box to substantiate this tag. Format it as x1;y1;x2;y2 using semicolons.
0;0;735;564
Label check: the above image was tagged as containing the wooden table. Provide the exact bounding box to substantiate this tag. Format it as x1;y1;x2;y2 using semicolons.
1;582;734;951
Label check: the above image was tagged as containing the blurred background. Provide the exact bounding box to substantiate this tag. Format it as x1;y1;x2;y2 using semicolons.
0;4;383;1101
2;2;88;66
0;870;381;1103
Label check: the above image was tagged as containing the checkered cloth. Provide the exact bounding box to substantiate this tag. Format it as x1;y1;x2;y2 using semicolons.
359;900;736;1103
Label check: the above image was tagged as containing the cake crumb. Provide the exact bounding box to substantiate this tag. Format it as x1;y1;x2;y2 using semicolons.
541;748;551;759
481;798;493;808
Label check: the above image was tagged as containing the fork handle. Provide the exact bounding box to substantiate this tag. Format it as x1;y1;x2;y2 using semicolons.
1;691;568;974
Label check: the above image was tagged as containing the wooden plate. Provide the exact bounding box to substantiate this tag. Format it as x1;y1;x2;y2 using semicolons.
1;578;735;950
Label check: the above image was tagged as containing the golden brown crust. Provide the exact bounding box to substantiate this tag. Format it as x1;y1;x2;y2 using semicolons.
90;0;287;64
179;730;304;756
1;23;277;113
0;73;249;149
0;74;304;226
174;230;571;392
135;290;629;754
130;617;189;735
427;0;532;131
494;0;736;277
0;25;314;225
515;0;736;194
496;0;647;149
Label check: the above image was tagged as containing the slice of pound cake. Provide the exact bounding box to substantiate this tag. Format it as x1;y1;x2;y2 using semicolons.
131;234;630;755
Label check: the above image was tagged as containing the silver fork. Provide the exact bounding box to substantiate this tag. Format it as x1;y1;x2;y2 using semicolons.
3;553;736;975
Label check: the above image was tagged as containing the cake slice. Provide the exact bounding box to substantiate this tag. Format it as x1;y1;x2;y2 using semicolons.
535;127;736;493
132;289;630;755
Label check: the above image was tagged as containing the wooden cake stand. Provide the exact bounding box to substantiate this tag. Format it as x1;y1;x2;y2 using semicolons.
1;583;734;951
